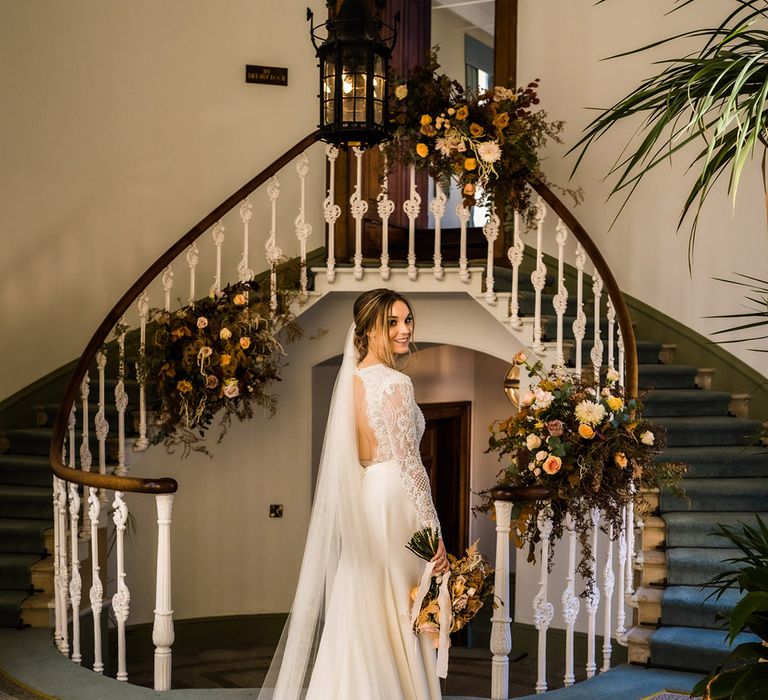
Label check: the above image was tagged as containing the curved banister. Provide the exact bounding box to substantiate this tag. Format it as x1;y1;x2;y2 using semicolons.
49;130;322;494
531;180;639;399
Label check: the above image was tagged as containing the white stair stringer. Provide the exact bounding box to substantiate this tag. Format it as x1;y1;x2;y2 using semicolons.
306;266;562;368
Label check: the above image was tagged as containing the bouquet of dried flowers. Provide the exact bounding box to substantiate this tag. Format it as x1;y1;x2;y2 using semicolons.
407;529;495;640
476;352;686;586
384;49;568;228
140;278;301;457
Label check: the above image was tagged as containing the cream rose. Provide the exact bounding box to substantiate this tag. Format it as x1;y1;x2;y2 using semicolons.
526;434;542;451
640;430;655;446
197;316;208;329
220;327;232;340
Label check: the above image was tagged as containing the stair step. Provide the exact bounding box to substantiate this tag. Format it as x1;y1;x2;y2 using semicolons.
661;586;743;630
30;557;54;594
638;365;698;390
0;454;52;488
661;478;768;512
642;389;733;418
0;518;51;555
19;591;52;627
0;485;52;520
36;401;139;429
0;552;39;591
4;428;101;457
666;547;741;586
656;445;768;478
653;416;763;447
662;512;768;548
0;589;29;627
649;625;760;673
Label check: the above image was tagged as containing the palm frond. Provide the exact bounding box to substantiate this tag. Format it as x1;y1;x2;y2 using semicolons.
573;1;768;261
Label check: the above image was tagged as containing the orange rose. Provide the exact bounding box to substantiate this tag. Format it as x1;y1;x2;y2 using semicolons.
240;336;251;349
543;455;562;475
220;354;232;367
614;452;628;468
464;158;477;171
463;183;475;196
469;123;484;138
233;293;246;306
494;112;510;129
416;143;429;158
420;114;432;126
456;105;469;120
578;424;595;439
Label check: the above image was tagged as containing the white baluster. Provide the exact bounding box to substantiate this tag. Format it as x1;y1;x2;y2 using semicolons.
95;351;109;504
56;476;69;655
68;483;82;664
377;151;394;281
153;494;175;691
430;182;446;279
210;221;225;297
135;291;149;451
79;374;92;540
186;243;199;306
585;508;601;679
483;208;500;304
324;144;341;283
507;211;524;329
265;177;282;315
162;265;174;312
607;297;616;372
53;476;65;651
457;205;470;282
602;522;615;672
491;500;513;700
534;508;555;694
238;198;255;286
88;488;104;673
68;405;76;470
294;153;312;301
112;492;131;682
615;506;628;641
530;198;547;352
591;271;605;387
572;244;587;377
626;485;636;609
561;513;580;687
617;329;626;388
351;147;368;281
403;164;421;280
115;320;128;477
554;219;569;367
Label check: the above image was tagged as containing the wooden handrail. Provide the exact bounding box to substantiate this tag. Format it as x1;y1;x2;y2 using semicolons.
530;180;639;399
49;130;322;494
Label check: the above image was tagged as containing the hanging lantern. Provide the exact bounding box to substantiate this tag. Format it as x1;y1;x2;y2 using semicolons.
308;0;398;148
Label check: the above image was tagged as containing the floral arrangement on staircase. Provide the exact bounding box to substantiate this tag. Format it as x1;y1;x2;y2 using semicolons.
383;50;568;228
478;352;686;583
140;278;301;456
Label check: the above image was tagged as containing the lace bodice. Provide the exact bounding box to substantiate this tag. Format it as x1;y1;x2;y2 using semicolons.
355;364;441;536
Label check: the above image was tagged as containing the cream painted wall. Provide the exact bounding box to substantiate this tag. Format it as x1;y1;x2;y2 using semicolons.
518;0;768;378
0;0;326;399
123;291;524;624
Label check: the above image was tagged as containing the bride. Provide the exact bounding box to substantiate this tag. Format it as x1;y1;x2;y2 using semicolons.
258;289;448;700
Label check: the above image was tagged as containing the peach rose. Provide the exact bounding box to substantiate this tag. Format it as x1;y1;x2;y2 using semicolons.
464;157;477;171
240;336;251;349
543;455;562;475
196;316;208;329
233;293;246;306
578;424;595;439
220;354;232;367
219;327;232;340
416;143;429;158
614;452;628;468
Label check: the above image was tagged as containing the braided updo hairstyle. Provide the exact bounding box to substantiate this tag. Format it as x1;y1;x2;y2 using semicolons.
353;288;414;368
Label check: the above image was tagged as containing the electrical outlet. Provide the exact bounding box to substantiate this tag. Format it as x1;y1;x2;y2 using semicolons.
269;504;283;518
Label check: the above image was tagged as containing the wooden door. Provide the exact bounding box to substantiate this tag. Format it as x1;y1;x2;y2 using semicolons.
418;401;471;558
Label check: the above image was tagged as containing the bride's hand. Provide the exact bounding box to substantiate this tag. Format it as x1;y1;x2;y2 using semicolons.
431;539;450;576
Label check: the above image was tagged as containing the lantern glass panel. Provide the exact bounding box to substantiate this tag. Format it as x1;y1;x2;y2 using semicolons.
322;56;336;127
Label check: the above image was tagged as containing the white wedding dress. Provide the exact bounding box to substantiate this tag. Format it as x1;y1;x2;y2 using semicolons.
257;328;443;700
305;363;442;700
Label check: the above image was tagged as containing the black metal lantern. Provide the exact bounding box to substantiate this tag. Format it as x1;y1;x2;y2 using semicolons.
308;0;398;148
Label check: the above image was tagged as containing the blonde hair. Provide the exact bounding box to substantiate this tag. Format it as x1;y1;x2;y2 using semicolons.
353;289;414;368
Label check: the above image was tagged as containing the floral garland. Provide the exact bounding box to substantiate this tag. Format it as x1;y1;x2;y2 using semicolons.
476;353;686;589
384;50;567;228
140;278;301;457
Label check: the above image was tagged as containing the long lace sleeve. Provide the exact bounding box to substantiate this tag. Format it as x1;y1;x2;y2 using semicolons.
380;378;441;536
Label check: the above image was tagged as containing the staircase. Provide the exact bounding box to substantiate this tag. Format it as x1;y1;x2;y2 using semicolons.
627;353;767;672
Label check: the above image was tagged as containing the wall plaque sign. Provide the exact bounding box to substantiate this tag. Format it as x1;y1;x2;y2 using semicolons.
245;65;288;86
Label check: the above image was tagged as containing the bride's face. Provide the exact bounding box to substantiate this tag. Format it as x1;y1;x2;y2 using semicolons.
371;299;413;358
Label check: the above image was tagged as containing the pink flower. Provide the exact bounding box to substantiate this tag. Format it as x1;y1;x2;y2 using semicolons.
197;316;208;329
223;380;239;398
546;420;564;437
205;375;219;389
543;455;562;475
